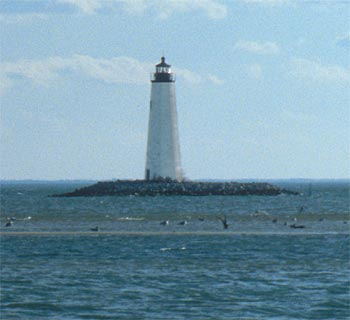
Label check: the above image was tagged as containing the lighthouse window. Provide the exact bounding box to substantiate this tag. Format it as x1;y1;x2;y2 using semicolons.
157;67;170;73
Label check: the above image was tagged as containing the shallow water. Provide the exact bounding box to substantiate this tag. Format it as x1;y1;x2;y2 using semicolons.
1;181;349;319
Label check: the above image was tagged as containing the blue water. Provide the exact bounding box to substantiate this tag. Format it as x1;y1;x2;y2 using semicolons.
1;180;349;319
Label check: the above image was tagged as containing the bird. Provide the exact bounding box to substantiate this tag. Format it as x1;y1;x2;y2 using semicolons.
90;227;100;232
5;221;13;227
219;216;229;229
160;220;169;226
290;224;305;229
178;221;187;225
272;218;278;223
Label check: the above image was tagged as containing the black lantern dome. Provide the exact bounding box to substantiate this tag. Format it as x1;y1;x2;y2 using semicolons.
151;57;175;82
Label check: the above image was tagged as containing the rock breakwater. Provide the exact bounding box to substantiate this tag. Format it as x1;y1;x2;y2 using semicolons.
53;180;298;197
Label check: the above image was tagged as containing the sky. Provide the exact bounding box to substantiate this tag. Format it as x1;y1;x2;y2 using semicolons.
0;0;349;180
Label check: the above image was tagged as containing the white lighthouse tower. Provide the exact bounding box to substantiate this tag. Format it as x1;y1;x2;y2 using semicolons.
145;57;183;182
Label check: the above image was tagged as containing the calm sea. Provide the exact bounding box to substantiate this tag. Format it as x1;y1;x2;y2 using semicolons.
1;180;349;319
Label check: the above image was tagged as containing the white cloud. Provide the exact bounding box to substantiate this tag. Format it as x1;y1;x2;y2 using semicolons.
0;55;152;92
208;75;224;85
0;55;214;94
161;0;227;19
0;0;227;23
117;0;148;16
290;58;350;83
53;0;227;19
235;40;280;55
175;67;203;84
196;0;227;19
57;0;102;14
241;0;289;5
70;55;152;84
1;56;72;85
175;70;224;85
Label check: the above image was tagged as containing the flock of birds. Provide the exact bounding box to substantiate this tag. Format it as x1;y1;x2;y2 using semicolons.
155;206;310;231
88;216;228;232
91;212;310;232
87;206;311;232
4;216;32;228
3;215;228;231
157;213;305;230
4;206;348;232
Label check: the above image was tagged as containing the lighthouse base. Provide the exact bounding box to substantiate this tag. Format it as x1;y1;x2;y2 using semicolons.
52;180;298;197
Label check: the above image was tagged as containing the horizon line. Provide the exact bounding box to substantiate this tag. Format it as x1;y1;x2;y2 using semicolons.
1;178;349;183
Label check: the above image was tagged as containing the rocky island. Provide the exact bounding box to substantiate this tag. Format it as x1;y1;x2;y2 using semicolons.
53;180;298;197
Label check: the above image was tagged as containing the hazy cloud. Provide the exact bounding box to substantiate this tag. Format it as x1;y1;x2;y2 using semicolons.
246;64;263;79
241;0;290;5
0;55;151;93
0;74;13;96
235;40;280;55
208;75;225;85
57;0;102;14
290;58;350;83
175;67;204;84
0;0;227;20
70;55;152;84
69;0;228;19
1;56;71;85
155;0;227;19
0;55;215;94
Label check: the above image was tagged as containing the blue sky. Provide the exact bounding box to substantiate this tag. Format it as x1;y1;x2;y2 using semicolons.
1;0;349;180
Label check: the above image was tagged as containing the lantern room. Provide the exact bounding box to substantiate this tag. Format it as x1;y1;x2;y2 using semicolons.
151;56;175;82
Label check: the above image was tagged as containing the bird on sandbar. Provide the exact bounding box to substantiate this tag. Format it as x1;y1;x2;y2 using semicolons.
219;216;229;229
160;220;169;226
5;220;13;227
289;224;305;229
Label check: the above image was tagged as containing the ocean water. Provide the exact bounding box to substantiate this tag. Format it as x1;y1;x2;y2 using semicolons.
0;180;349;319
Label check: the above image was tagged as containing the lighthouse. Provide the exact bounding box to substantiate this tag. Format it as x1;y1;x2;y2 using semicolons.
145;57;183;182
